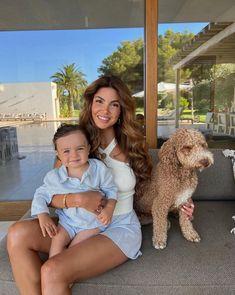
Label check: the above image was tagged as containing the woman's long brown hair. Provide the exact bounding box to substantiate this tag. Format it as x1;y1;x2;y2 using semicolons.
79;75;152;199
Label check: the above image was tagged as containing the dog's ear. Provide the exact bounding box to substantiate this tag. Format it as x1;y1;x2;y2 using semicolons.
159;138;178;166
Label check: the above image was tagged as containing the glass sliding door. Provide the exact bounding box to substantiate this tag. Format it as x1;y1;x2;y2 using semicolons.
157;0;235;149
0;0;145;219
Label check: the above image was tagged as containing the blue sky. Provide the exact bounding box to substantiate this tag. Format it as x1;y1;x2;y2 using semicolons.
0;23;207;84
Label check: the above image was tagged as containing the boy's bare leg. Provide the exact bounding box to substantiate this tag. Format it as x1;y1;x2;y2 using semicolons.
49;225;71;258
69;228;100;247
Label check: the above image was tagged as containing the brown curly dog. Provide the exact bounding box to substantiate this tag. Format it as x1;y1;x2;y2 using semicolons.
136;128;214;250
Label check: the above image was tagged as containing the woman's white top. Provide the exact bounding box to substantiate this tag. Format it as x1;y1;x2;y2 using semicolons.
99;138;136;215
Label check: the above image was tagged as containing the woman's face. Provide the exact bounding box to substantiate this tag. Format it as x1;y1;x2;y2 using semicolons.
91;87;121;130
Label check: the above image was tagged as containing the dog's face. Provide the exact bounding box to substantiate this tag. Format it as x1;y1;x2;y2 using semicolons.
160;128;214;171
175;129;214;171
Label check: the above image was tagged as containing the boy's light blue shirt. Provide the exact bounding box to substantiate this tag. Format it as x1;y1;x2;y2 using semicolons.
31;158;118;228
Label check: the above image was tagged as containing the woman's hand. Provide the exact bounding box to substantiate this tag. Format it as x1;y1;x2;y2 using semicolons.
51;191;105;213
181;199;195;220
78;191;104;214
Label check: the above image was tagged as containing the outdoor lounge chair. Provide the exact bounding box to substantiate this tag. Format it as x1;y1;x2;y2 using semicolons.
158;107;183;121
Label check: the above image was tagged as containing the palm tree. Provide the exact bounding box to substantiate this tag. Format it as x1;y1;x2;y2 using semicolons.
51;63;87;116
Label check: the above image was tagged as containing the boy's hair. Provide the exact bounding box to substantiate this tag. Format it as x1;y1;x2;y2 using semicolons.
53;124;90;150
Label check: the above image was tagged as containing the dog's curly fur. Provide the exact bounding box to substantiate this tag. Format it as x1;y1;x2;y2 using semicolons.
135;128;214;249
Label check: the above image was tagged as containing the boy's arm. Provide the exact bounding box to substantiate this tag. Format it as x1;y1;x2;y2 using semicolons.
31;184;52;217
31;170;58;217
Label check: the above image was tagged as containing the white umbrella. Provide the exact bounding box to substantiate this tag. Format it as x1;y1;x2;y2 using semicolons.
132;82;191;97
133;90;144;98
158;82;176;92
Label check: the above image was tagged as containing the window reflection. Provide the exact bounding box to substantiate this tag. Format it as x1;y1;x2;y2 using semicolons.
157;22;235;149
0;27;144;208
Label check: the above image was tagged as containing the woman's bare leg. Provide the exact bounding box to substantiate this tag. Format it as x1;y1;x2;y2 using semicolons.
41;234;128;295
7;218;53;295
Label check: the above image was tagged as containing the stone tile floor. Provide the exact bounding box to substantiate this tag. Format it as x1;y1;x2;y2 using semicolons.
0;148;54;201
0;221;14;241
0;148;54;237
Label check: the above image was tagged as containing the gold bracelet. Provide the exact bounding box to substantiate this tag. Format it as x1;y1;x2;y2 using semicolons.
63;194;68;208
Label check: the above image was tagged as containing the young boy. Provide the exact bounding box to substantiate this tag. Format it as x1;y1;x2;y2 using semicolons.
31;124;117;257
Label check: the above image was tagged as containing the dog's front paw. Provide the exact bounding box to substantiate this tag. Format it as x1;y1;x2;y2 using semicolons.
153;241;167;250
232;215;235;221
152;238;167;250
231;227;235;234
184;230;201;243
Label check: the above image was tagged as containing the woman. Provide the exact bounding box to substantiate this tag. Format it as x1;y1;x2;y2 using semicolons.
7;75;194;295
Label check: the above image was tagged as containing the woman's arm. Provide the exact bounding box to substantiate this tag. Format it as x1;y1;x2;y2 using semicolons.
50;191;104;213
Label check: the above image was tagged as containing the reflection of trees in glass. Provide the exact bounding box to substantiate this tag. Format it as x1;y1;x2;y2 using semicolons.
98;38;144;93
51;63;87;117
98;31;194;93
98;29;234;114
158;30;194;83
191;64;235;112
215;68;235;111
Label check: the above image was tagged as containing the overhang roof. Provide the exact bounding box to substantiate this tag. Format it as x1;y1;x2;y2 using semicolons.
0;0;235;31
171;22;235;69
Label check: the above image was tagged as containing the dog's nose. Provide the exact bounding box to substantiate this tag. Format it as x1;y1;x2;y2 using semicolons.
199;159;209;167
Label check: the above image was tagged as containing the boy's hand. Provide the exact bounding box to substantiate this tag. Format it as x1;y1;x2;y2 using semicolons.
97;207;112;225
97;199;116;225
38;213;57;238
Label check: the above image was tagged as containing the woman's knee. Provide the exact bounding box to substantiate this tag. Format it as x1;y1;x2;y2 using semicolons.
7;221;28;252
41;258;67;286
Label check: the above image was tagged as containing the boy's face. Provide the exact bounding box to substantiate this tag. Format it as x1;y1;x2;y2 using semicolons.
56;131;90;169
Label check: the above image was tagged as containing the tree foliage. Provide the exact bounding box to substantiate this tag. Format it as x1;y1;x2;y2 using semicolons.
158;30;194;83
98;38;144;93
98;31;194;93
191;64;235;112
51;63;87;117
97;29;235;113
180;97;189;108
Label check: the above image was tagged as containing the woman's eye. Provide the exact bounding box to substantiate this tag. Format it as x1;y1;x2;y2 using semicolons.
111;102;120;108
63;150;69;154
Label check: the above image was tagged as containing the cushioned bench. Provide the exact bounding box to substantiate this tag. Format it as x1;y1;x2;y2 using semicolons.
0;149;235;295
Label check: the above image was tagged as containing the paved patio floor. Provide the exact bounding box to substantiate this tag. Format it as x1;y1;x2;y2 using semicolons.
0;148;54;201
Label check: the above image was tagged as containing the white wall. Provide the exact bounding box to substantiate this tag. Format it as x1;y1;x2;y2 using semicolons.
0;82;59;120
